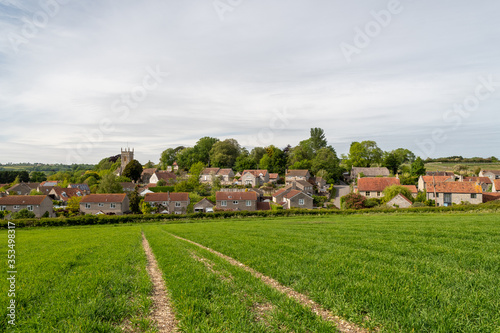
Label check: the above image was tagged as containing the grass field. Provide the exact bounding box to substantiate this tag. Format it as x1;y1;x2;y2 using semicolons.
2;213;500;332
424;162;500;172
1;225;155;332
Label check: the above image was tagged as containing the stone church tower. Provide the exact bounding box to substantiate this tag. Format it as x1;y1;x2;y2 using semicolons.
119;147;134;175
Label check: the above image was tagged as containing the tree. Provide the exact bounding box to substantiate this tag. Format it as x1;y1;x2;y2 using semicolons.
194;137;219;165
144;160;155;169
410;157;426;177
309;127;328;153
97;173;124;193
128;186;141;214
287;141;314;167
11;208;36;219
382;185;414;204
176;147;198;170
382;152;401;175
311;147;341;183
234;155;256;172
122;159;143;182
259;146;286;174
29;190;43;195
159;148;177;169
342;193;366;210
30;171;47;182
67;196;82;214
157;179;167;186
249;147;267;165
141;201;152;214
392;148;415;164
209;139;241;168
345;141;383;168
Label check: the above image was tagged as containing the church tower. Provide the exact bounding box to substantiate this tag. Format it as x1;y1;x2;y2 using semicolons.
120;147;134;175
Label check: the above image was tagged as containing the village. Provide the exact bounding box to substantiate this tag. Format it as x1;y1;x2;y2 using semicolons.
1;144;500;219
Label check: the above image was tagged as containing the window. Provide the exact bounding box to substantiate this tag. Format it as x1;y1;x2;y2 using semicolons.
299;199;305;205
27;205;34;211
436;193;439;198
110;203;116;208
13;205;19;210
0;206;5;211
85;203;91;209
365;192;370;196
377;192;381;197
62;192;67;197
233;200;238;205
221;200;227;206
471;193;477;199
175;202;181;207
246;200;251;206
163;201;168;206
175;211;182;215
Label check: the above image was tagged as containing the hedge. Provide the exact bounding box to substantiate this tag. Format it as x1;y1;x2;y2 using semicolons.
1;202;499;229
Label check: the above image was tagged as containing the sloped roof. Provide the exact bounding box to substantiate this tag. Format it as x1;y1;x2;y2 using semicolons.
141;168;157;175
494;179;500;190
401;185;418;193
357;177;400;192
284;189;304;199
68;183;91;191
49;187;83;201
216;191;258;201
464;177;492;184
351;167;390;177
194;198;215;207
272;188;288;197
0;195;49;205
201;168;220;175
295;179;313;188
269;173;279;179
421;176;455;184
481;170;500;175
40;181;59;187
387;193;412;205
483;193;500;203
426;171;455;176
154;171;177;180
144;192;189;202
217;169;233;176
426;182;482;194
242;170;268;177
80;194;127;203
257;202;271;210
286;169;309;177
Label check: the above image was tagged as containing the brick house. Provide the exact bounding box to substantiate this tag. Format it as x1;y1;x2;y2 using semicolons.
356;177;400;198
215;191;258;211
0;195;54;217
269;173;280;184
240;170;269;187
143;192;190;214
80;194;130;215
426;182;483;206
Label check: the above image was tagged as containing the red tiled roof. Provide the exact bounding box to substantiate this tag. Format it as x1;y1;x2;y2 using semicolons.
0;195;49;205
357;177;400;192
144;192;189;202
216;191;257;201
242;170;268;177
80;194;127;203
284;189;303;199
217;169;233;176
257;202;271;211
463;177;492;184
426;182;482;194
154;171;177;181
286;169;309;177
269;173;279;179
421;176;454;184
483;193;500;203
49;187;83;202
272;188;288;197
401;185;418;193
494;179;500;190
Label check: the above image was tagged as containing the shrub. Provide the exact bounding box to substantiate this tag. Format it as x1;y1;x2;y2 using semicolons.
11;209;36;219
364;198;381;208
342;193;366;210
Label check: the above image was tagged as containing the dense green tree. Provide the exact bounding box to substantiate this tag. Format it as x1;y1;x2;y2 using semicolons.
382;152;401;175
128;186;141;214
392;148;416;164
309;127;328;153
194;137;219;165
345;140;383;168
176;147;198;170
410;157;426;177
249;147;267;165
144;160;155;169
234;155;256;172
122;159;143;182
11;208;36;219
311;147;341;182
97;173;124;193
382;185;414;204
288;160;312;171
159;148;177;169
30;171;47;182
342;193;366;209
259;146;286;174
209;139;241;168
287;141;314;167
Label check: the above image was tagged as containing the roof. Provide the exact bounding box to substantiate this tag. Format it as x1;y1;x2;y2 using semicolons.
242;170;268;177
120;182;136;190
286;169;309;177
388;193;413;205
256;202;271;211
483;193;500;203
481;170;500;175
7;183;31;192
401;185;418;193
357;177;400;192
351;167;390;177
80;194;127;203
216;191;258;201
201;168;220;175
68;183;91;191
494;179;500;190
272;188;288;197
426;182;483;194
194;198;215;207
421;176;455;184
295;179;313;188
141;168;157;175
0;195;49;205
49;187;83;201
269;173;279;179
426;171;455;176
284;189;304;199
154;171;177;181
464;177;492;184
40;181;59;187
217;169;233;176
144;192;189;202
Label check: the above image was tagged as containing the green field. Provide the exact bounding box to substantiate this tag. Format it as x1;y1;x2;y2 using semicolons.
2;213;500;332
424;162;500;172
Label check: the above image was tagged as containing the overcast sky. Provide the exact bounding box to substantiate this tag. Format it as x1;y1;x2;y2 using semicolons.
1;0;499;164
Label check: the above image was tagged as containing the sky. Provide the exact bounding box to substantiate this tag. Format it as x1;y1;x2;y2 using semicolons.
0;0;499;164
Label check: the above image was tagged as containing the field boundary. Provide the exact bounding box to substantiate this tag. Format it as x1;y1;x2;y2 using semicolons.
142;233;178;333
171;233;371;333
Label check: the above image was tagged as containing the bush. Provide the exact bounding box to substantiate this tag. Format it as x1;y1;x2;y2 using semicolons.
11;209;36;219
411;202;426;207
364;198;381;208
341;193;366;210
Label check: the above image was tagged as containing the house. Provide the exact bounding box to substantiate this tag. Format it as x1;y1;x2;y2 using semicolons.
240;170;269;187
39;180;60;187
293;180;314;195
67;184;90;194
269;173;280;184
0;195;54;218
120;182;136;192
463;177;492;192
280;189;314;209
272;186;294;203
149;171;177;185
417;175;455;192
401;185;418;198
215;191;258;211
492;179;500;192
49;187;84;204
483;192;500;203
285;170;311;184
479;170;500;181
386;193;413;208
193;198;215;213
356;177;400;198
349;167;390;182
199;168;234;184
6;182;33;195
426;171;455;177
426;182;483;206
141;168;157;183
80;194;130;215
311;177;327;191
143;192;190;214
